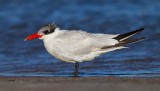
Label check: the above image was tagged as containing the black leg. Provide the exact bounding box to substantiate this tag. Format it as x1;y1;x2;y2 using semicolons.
73;62;79;78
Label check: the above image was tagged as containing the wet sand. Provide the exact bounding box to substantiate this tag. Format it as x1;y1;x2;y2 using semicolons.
0;76;160;91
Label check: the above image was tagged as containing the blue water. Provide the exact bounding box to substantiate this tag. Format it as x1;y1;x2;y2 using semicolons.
0;0;160;77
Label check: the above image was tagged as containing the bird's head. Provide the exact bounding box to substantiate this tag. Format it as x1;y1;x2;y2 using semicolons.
24;23;57;41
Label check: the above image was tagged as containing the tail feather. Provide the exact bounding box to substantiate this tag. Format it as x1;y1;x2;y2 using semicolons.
115;37;147;47
114;28;144;41
102;27;147;49
102;37;147;49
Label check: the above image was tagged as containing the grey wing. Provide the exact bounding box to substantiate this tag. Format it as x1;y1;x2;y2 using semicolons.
56;30;119;55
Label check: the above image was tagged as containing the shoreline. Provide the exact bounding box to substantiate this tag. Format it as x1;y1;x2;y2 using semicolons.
0;76;160;91
0;76;160;82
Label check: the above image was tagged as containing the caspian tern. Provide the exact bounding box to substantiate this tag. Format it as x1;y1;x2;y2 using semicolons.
25;23;147;77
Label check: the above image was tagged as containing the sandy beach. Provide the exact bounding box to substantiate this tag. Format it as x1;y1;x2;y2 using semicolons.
0;76;160;91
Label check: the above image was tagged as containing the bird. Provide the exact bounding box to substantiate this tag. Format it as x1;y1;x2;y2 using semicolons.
25;23;147;77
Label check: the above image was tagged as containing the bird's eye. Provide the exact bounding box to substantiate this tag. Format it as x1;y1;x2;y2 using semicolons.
43;30;50;34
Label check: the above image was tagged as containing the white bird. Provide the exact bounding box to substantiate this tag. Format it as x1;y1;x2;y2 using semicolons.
25;23;146;77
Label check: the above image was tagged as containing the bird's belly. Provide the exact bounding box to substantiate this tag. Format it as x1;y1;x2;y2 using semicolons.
44;42;77;63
